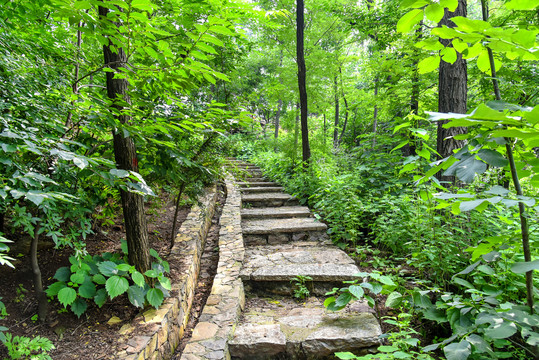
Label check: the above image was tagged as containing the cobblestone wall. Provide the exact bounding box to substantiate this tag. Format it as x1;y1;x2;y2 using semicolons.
114;185;218;360
181;174;245;360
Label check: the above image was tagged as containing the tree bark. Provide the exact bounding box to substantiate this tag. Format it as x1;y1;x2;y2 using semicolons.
372;77;379;149
338;67;349;145
333;76;340;147
31;223;47;321
99;6;151;274
296;0;311;166
436;0;468;166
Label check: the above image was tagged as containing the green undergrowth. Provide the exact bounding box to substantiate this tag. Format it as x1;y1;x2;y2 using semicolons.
226;132;539;360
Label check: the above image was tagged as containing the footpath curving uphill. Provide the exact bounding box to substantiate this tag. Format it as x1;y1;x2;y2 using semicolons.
227;159;381;360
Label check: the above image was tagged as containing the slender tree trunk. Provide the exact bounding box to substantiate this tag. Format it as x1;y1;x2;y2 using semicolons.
404;24;422;156
294;102;300;166
0;211;4;234
323;113;327;147
99;6;151;274
296;0;310;166
436;0;468;169
372;77;379;149
31;223;47;321
333;76;340;147
275;99;282;141
66;23;82;128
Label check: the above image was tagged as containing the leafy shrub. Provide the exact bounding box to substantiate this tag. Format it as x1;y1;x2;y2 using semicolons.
1;333;54;360
46;241;171;317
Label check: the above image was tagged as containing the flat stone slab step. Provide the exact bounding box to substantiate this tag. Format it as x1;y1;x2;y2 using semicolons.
229;297;381;359
242;218;326;234
240;243;358;294
241;187;284;194
241;206;311;219
242;193;298;207
237;181;279;188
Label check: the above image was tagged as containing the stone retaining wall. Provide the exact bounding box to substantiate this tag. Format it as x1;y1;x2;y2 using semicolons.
181;174;245;360
114;185;218;360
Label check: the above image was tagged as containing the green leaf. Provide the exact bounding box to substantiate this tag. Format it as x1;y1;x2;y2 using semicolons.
379;345;398;353
116;263;131;272
425;3;444;23
92;274;106;285
26;191;48;206
460;199;487;212
477;149;508;167
146;288;164;308
385;291;403;308
132;271;145;287
131;0;154;11
439;0;458;11
78;279;96;299
335;352;359;360
511;260;539;274
94;288;107;308
144;269;158;278
506;0;539;10
70;272;86;284
71;298;88;318
397;9;423;33
444;155;487;183
441;47;457;64
453;277;475;289
444;340;471;360
110;169;130;178
348;285;364;300
54;267;71;282
418;55;441;74
58;287;77;307
46;281;65;297
98;261;118;276
485;321;517;339
105;276;129;299
127;285;146;308
159;276;172;291
335;292;353;308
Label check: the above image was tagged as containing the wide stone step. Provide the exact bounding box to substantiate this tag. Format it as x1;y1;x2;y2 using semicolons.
240;243;356;295
237;181;279;188
242;193;298;207
241;206;311;219
229;297;381;360
242;217;326;235
241;186;284;194
243;176;267;182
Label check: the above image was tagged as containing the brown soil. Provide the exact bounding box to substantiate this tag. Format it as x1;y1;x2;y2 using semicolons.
0;189;192;359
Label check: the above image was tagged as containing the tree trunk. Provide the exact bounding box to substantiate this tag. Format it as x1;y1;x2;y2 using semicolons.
294;102;300;166
436;0;468;168
31;223;47;321
404;25;422;156
333;76;340;147
372;77;379;149
99;5;151;274
338;68;349;145
296;0;310;166
275;99;282;141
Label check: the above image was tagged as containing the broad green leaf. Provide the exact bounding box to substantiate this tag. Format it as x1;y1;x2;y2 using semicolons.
110;169;130;178
335;353;359;360
401;0;429;8
397;9;423;33
511;260;539;274
477;149;508;167
466;334;492;354
379;345;398;353
54;267;71;282
116;263;131;272
132;271;145;287
26;191;48;206
485;185;510;196
460;199;486;211
145;269;158;278
146;288;164;308
506;0;539;10
79;279;96;299
453;277;475;289
106;276;129;299
348;285;364;299
70;272;86;284
335;292;353;308
131;0;154;11
46;281;65;297
444;155;487;183
441;47;457;64
452;17;491;31
71;298;88;318
439;0;458;11
385;291;403;308
58;287;77;307
93;274;106;285
98;261;118;276
209;25;235;36
485;321;517;339
144;47;160;60
159;276;172;291
425;3;444;23
418;55;440;74
94;288;107;308
127;285;145;308
444;340;471;360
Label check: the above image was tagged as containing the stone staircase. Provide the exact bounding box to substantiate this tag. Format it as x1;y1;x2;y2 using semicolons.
227;159;381;360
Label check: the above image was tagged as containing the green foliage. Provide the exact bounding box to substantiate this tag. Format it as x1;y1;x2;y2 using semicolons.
1;333;54;360
46;241;171;317
290;275;312;300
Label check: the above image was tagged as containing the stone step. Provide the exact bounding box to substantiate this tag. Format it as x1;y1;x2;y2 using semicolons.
237;181;279;188
240;243;355;295
229;297;381;360
241;186;283;194
242;193;298;208
241;206;311;220
242;217;326;235
243;176;267;182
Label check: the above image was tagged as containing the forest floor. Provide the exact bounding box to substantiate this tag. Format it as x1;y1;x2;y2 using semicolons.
0;189;196;359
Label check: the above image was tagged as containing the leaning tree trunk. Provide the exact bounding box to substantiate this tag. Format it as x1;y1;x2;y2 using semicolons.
99;6;151;274
333;75;340;147
31;223;47;321
297;0;311;166
436;0;468;182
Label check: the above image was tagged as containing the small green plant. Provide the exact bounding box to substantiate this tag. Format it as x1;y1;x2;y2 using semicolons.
1;333;54;360
290;275;312;300
335;313;435;360
14;284;28;303
46;241;171;317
